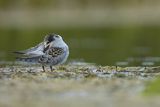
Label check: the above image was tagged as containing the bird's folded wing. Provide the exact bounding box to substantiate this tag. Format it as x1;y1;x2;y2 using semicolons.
47;47;64;57
16;56;41;63
14;42;44;57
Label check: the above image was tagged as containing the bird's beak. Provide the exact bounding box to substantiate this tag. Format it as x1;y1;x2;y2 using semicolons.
43;42;51;52
44;42;50;48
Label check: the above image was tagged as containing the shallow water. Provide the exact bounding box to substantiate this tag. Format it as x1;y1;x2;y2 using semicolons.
1;26;160;66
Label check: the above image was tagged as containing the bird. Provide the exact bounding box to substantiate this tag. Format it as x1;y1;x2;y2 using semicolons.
14;33;69;72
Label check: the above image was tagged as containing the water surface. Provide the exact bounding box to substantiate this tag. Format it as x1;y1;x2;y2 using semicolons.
1;25;160;66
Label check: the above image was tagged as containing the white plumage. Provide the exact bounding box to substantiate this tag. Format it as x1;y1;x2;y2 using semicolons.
14;34;69;71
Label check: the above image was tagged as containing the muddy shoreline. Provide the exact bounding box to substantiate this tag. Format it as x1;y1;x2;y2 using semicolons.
0;63;160;107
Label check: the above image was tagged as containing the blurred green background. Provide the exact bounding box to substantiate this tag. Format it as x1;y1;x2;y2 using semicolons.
1;0;160;66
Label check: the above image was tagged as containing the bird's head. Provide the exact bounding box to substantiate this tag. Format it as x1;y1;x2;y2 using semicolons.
44;33;64;48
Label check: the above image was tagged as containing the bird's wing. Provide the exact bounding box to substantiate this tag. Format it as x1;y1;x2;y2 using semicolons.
16;47;65;64
16;56;41;63
38;47;65;64
14;42;45;57
47;47;64;57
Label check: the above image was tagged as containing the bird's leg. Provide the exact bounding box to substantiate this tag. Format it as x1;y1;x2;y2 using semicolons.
116;66;118;72
50;66;53;71
42;66;45;72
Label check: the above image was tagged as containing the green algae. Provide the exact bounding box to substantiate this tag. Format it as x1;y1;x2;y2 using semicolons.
143;77;160;96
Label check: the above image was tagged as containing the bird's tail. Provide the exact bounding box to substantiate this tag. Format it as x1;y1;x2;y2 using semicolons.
13;51;26;55
16;56;40;63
